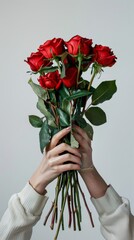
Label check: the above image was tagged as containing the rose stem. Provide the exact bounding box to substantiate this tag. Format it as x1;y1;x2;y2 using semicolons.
50;175;61;229
82;67;97;115
54;174;71;240
87;67;97;91
44;201;54;226
76;54;82;87
74;171;82;222
70;173;76;231
61;173;67;230
55;174;63;224
77;175;94;228
73;172;81;231
67;194;72;228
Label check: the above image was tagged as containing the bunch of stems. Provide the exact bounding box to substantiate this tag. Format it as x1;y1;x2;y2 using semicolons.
44;170;94;240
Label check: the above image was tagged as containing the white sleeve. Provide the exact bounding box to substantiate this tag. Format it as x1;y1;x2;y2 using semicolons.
91;185;134;240
0;183;48;240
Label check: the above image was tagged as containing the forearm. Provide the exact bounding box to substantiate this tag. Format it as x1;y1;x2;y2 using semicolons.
91;185;134;240
80;167;134;239
80;166;108;198
0;183;48;240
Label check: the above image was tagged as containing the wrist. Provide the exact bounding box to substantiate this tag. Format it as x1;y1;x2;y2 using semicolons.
29;176;48;196
79;164;95;179
79;166;108;198
79;164;94;173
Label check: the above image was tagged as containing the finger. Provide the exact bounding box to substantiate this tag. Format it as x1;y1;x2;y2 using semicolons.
73;131;91;149
56;163;81;173
48;126;71;150
49;153;81;167
73;124;91;145
48;142;81;158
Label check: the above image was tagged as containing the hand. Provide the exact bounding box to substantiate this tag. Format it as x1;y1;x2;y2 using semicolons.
72;124;93;171
73;125;108;198
29;126;81;195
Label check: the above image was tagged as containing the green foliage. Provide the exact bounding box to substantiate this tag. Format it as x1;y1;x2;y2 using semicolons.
73;114;94;139
73;114;87;128
49;126;59;138
61;99;71;115
29;115;43;128
58;84;70;98
78;79;95;92
85;107;107;126
37;98;56;127
65;89;92;101
39;66;58;74
60;62;66;78
58;85;71;114
57;108;70;127
49;91;57;104
92;80;117;105
39;120;51;153
28;79;48;100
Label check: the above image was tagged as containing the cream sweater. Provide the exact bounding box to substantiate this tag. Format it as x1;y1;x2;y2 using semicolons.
0;183;134;240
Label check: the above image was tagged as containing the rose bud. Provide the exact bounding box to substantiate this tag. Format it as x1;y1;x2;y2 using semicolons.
65;35;93;56
25;52;51;72
93;45;117;67
38;71;62;90
38;38;65;59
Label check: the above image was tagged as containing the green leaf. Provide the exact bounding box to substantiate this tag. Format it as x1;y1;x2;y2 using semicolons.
65;89;92;101
62;99;71;115
57;85;71;114
49;126;59;138
49;91;57;104
75;97;88;114
78;79;95;92
29;115;43;128
85;107;106;126
78;79;89;89
58;84;70;98
57;108;70;127
39;120;51;153
39;66;58;74
92;80;117;105
73;114;87;128
83;123;94;140
60;62;66;78
72;115;94;139
37;98;56;127
28;79;48;100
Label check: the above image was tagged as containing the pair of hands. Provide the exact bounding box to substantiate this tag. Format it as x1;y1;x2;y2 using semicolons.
29;125;93;195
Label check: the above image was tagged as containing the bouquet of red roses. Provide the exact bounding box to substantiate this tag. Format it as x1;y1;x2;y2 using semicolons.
25;35;117;239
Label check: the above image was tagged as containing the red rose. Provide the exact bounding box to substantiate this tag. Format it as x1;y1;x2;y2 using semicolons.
25;52;51;72
38;38;65;59
65;35;93;56
93;45;117;67
62;67;78;88
38;71;62;89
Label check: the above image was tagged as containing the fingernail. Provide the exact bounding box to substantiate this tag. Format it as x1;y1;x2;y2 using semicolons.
66;126;71;131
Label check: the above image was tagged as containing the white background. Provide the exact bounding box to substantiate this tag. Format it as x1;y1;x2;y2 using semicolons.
0;0;134;239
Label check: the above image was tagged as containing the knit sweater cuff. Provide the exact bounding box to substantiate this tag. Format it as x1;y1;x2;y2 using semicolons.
91;185;123;216
18;183;48;216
